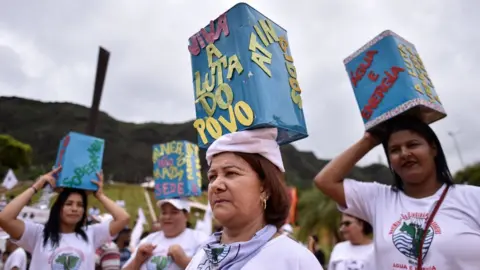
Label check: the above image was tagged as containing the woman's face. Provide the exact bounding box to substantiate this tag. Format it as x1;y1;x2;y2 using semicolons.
339;214;363;241
160;203;187;237
388;130;437;185
60;193;84;226
208;152;265;228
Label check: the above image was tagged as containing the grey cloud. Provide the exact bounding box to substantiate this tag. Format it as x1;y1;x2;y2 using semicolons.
0;45;27;87
0;0;479;173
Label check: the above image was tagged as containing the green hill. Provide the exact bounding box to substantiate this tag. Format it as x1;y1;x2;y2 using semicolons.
2;181;208;229
0;96;394;189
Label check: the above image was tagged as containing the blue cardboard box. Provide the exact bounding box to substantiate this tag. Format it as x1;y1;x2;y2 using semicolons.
188;2;308;148
152;141;202;200
54;132;104;191
344;30;446;130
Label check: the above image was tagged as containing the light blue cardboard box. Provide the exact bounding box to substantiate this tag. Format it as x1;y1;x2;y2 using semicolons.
54;132;104;191
344;30;446;130
152;141;202;200
188;2;308;148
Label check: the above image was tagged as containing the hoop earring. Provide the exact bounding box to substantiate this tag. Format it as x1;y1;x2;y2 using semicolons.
262;197;267;210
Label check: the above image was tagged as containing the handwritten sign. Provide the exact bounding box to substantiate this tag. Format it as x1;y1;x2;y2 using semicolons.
152;141;202;200
188;3;308;148
344;30;446;130
54;132;104;191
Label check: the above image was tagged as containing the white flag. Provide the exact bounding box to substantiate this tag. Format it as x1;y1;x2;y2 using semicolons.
129;208;147;250
2;169;18;190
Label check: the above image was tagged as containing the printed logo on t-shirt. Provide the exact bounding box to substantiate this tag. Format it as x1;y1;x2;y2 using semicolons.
48;247;85;270
389;212;441;269
146;255;173;270
345;259;365;270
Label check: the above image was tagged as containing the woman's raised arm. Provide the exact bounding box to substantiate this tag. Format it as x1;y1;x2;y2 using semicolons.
0;166;60;240
314;134;378;207
92;171;130;236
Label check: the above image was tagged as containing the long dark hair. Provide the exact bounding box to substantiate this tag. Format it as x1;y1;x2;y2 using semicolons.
381;115;454;191
43;188;89;247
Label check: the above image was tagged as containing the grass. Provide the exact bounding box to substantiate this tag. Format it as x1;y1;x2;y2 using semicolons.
1;181;210;230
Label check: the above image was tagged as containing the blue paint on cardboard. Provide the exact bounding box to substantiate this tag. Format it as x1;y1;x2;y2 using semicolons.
344;30;446;130
189;3;308;148
54;132;104;191
152;141;202;200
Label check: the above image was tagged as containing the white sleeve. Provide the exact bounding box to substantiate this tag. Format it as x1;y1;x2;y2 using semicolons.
456;185;480;226
91;220;113;249
6;249;27;269
11;221;43;253
338;179;388;224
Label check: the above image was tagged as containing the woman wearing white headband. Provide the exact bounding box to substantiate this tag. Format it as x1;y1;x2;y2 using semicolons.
187;128;322;270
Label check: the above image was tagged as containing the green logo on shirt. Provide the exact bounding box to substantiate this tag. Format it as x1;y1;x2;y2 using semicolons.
389;212;441;265
52;253;81;270
147;255;172;270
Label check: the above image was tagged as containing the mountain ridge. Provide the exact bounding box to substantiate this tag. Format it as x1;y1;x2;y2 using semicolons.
0;96;394;189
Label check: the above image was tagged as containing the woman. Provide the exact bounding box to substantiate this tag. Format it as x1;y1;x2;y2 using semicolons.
187;128;322;270
123;199;208;270
0;166;130;269
328;213;374;270
315;115;480;269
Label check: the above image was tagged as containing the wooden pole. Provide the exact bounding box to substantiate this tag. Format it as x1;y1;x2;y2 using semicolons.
86;47;110;135
143;189;157;222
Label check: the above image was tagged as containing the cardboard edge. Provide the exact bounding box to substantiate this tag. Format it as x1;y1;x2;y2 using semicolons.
343;30;416;65
365;98;447;130
188;2;288;39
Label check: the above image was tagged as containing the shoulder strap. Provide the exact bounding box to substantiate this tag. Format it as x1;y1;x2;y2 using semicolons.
416;186;449;269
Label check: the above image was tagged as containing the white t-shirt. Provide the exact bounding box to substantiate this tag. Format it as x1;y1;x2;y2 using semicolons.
125;228;209;270
340;179;480;270
4;247;27;270
12;220;112;270
187;234;323;270
328;241;374;270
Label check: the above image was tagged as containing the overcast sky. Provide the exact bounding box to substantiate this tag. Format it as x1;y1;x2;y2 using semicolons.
1;0;478;173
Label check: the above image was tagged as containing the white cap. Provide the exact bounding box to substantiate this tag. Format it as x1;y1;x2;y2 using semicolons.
205;128;285;172
157;199;191;213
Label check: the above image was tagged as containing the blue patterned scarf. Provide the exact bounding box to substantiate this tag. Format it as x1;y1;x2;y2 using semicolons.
197;225;277;270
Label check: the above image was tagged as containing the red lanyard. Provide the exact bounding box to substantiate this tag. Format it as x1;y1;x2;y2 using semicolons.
416;186;449;270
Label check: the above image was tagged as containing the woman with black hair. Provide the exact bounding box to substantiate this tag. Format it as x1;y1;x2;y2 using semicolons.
0;166;130;269
315;115;480;269
328;213;374;270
